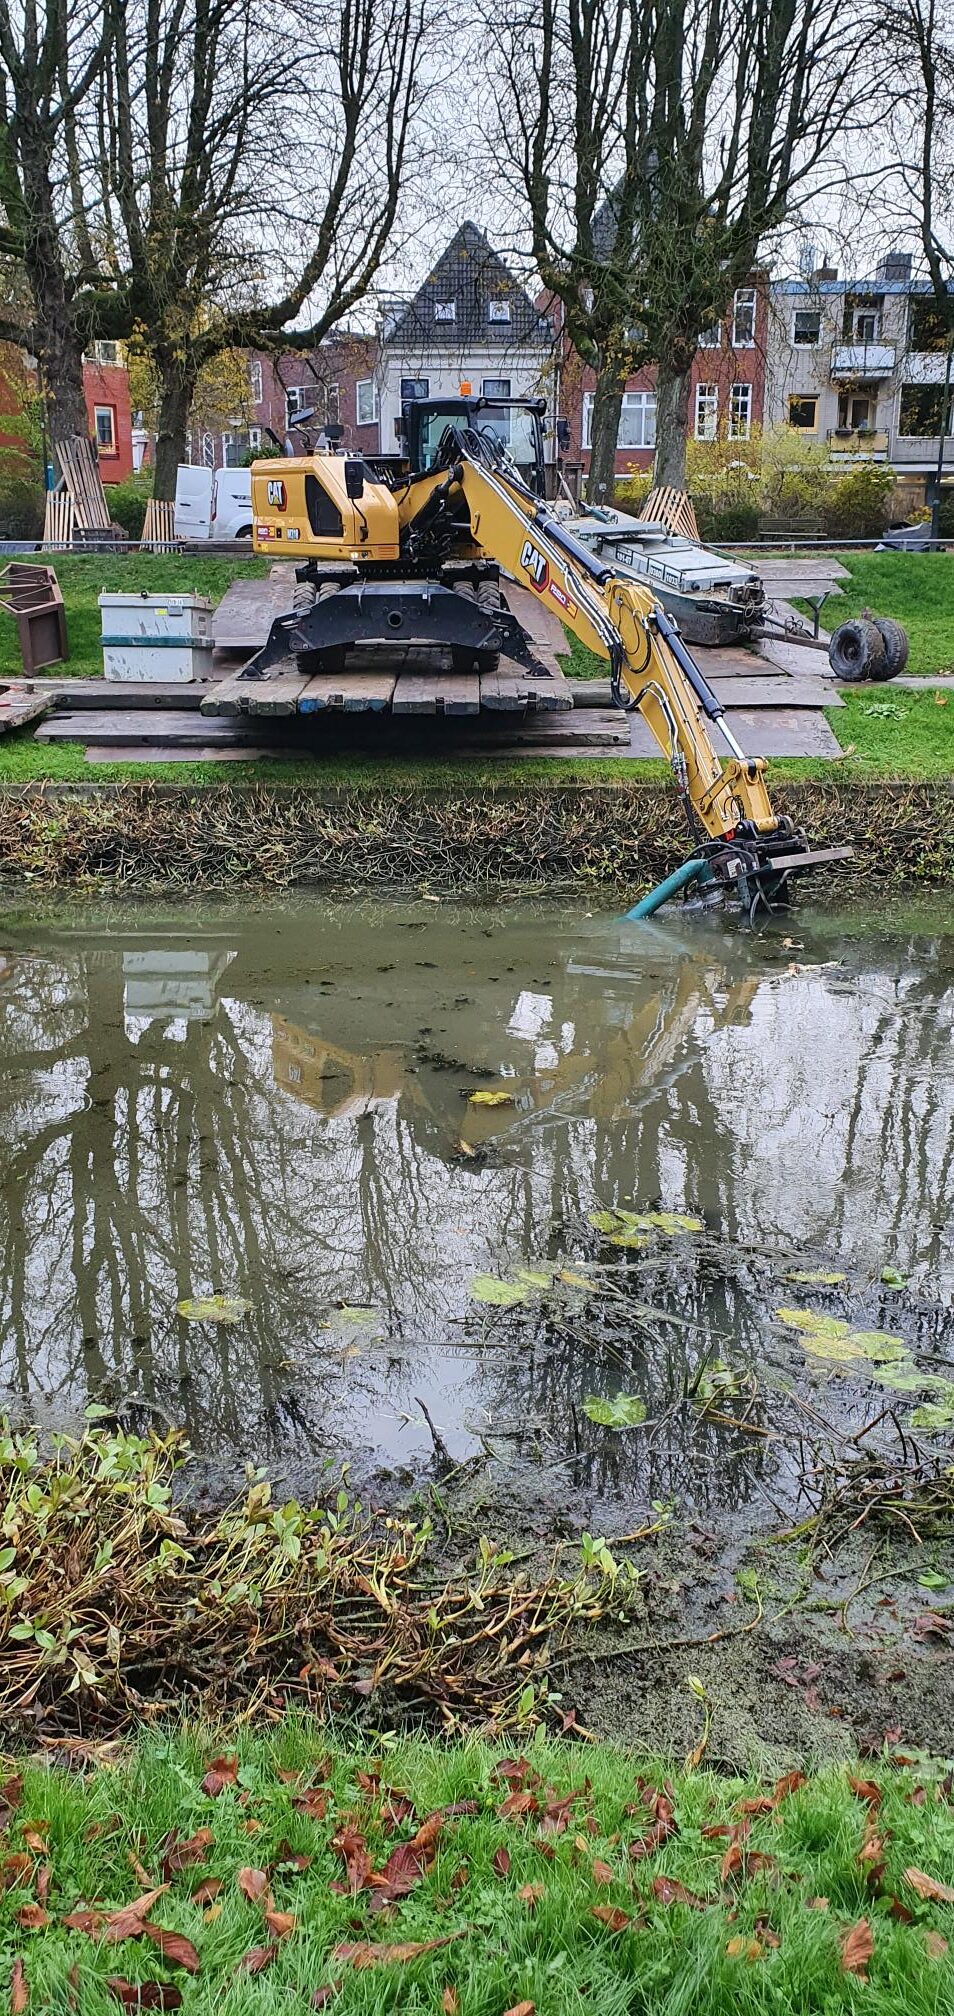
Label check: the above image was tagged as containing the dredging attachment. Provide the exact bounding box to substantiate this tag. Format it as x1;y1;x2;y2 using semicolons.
625;835;854;924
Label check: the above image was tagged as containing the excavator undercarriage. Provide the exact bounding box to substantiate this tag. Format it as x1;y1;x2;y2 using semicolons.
245;409;851;916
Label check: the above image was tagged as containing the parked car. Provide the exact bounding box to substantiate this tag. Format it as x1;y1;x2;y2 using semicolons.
174;465;253;542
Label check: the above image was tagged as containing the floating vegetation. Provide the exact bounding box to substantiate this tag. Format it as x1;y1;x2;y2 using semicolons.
176;1295;251;1325
466;1089;515;1108
0;1420;632;1738
582;1394;648;1429
785;1269;848;1288
775;1308;907;1363
588;1207;703;1246
469;1263;594;1308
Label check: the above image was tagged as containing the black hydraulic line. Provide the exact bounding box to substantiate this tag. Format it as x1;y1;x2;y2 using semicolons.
528;508;616;586
649;603;725;723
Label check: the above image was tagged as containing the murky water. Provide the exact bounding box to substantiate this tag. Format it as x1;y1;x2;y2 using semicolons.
0;892;952;1523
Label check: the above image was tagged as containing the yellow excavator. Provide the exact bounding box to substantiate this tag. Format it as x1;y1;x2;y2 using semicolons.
246;396;847;916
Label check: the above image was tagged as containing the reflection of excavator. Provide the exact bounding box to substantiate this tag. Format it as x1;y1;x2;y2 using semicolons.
247;397;845;913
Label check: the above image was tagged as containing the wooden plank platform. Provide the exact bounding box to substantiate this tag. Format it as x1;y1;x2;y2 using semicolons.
392;672;480;715
212;575;295;649
36;709;269;746
0;688;55;736
299;672;396;712
201;669;307;717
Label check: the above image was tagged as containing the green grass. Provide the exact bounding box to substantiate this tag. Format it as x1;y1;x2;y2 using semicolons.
0;554;268;684
2;1728;953;2013
798;552;954;678
825;687;954;775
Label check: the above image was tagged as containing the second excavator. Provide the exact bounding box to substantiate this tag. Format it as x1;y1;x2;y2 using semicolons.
244;395;848;917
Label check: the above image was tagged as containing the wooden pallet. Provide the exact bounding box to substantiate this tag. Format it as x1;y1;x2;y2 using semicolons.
56;436;112;531
642;486;700;540
41;492;75;548
140;499;180;551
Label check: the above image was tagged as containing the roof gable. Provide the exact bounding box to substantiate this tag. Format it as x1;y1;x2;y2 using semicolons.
385;222;550;351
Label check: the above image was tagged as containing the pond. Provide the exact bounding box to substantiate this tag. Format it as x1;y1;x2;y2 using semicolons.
0;892;952;1531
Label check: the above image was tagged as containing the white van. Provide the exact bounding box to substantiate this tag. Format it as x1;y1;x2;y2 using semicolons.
174;464;253;542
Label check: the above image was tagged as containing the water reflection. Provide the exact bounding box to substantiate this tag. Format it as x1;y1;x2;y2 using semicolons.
0;897;951;1521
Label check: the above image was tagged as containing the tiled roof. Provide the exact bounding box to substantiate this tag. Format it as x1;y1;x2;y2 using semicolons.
385;222;551;350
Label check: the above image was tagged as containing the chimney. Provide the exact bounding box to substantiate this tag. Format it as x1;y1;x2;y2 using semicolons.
876;251;913;283
813;264;838;283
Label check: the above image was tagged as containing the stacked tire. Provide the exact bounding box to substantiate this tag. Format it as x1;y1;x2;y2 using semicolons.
828;612;909;682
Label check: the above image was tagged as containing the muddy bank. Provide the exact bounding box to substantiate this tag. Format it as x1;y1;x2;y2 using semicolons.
0;775;950;890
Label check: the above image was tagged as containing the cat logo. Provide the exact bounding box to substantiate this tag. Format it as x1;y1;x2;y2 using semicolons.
519;538;549;592
266;478;287;511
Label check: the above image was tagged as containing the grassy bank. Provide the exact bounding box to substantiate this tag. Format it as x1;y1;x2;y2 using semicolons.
1;1727;953;2014
805;552;954;677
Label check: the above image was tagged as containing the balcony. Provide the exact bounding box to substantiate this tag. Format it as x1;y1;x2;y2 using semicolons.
830;342;896;380
827;427;889;459
891;434;954;468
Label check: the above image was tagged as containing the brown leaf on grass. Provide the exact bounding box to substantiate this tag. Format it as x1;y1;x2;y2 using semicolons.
330;1820;372;1896
105;1888;170;1942
904;1867;954;1904
191;1877;222;1906
442;1990;460;2014
19;1826;47;1855
292;1787;328;1821
450;1864;469;1892
495;1758;534;1785
924;1931;949;1959
591;1860;614;1885
380;1792;416;1831
629;1789;677;1860
847;1777;882;1812
13;1908;48;1931
141;1924;200;1974
201;1756;238;1798
518;1884;544;1911
721;1842;744;1883
9;1958;27;2013
773;1771;807;1804
499;1792;539;1821
840;1919;875;1979
62;1908;105;1933
726;1936;764;1961
238;1944;278;1975
738;1796;775;1817
501;2002;535;2015
162;1829;213;1878
236;1867;270;1904
0;1777;23;1817
591;1905;632;1931
273;1842;312;1874
264;1909;297;1939
754;1919;781;1949
332;1930;468;1968
0;1857;32;1891
310;1992;340;2010
887;1897;914;1925
106;1981;184;2010
492;1847;511;1879
651;1877;705;1910
807;1896;829;1910
35;1870;49;1908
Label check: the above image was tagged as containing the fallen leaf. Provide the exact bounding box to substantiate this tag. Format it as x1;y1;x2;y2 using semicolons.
292;1787;328;1821
106;1983;183;2010
333;1930;468;1967
591;1904;631;1931
62;1909;105;1933
201;1756;238;1797
629;1789;676;1860
847;1777;882;1811
0;1857;32;1891
310;1992;340;2010
162;1829;214;1877
9;1960;26;2013
582;1393;647;1429
726;1936;764;1961
840;1919;874;1978
191;1878;222;1907
499;1791;539;1821
773;1771;807;1803
141;1924;201;1974
177;1295;250;1325
591;1860;614;1885
721;1842;744;1882
238;1945;278;1975
35;1870;49;1909
13;1908;48;1931
518;1883;544;1910
467;1089;515;1107
492;1848;511;1878
501;2005;535;2016
786;1269;847;1287
441;1993;460;2015
263;1908;297;1938
105;1888;170;1942
904;1866;954;1904
807;1896;829;1910
19;1827;47;1855
924;1930;949;1959
469;1274;527;1307
273;1842;313;1872
651;1876;705;1909
0;1778;23;1819
236;1867;270;1904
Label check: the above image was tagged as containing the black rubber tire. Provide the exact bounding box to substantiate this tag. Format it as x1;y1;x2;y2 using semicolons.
871;616;909;679
828;617;887;682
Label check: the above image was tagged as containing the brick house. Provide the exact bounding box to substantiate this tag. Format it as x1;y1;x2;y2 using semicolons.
0;339;134;484
556;276;770;492
184;333;380;466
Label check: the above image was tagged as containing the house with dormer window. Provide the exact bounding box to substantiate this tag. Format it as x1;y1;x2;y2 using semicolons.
375;221;555;455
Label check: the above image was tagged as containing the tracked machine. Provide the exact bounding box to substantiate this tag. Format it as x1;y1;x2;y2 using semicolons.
246;394;849;917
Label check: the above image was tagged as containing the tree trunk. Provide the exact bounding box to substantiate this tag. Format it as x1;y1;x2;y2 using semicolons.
585;358;626;503
153;359;197;500
17;135;88;453
652;359;692;490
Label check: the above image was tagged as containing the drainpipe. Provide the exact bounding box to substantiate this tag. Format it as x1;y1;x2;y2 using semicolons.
929;333;953;546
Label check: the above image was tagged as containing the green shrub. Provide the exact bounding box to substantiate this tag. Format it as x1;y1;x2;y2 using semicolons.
696;500;761;542
820;461;895;539
105;471;154;540
614;469;653;515
0;471;44;539
936;487;954;539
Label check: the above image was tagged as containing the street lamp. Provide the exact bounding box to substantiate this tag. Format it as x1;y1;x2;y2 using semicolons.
929;333;953;546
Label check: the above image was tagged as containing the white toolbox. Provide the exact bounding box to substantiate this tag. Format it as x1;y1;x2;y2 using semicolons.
99;591;214;682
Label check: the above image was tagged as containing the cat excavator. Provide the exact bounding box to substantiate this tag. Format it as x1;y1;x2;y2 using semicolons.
246;396;847;914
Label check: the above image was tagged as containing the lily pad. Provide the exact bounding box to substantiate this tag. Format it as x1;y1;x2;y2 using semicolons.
847;1330;908;1363
880;1266;908;1288
800;1332;868;1363
589;1207;702;1239
910;1400;954;1431
776;1307;907;1364
513;1267;553;1290
638;1211;704;1235
469;1274;528;1307
557;1268;594;1292
776;1308;851;1339
468;1089;515;1107
918;1570;950;1591
583;1393;647;1429
177;1295;251;1325
786;1269;848;1287
870;1363;929;1392
609;1232;651;1249
332;1305;379;1326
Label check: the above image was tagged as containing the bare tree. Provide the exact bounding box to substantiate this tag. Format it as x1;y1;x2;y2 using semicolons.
482;0;873;498
0;0;110;451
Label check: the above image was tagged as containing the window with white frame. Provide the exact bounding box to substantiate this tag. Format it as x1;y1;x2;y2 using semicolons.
582;389;656;450
728;383;752;439
488;299;511;323
93;405;116;453
248;360;263;404
201;432;215;468
481;378;512;442
285;385;310;429
793;308;821;346
356;379;379;425
221;432;240;467
698;323;722;348
694;384;718;440
93;340;119;366
433;300;456;322
248;426;262;452
732;287;756;346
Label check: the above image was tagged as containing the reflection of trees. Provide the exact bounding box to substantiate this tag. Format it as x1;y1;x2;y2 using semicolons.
0;915;952;1518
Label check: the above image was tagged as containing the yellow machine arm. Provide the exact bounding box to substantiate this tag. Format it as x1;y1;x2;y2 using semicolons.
400;447;778;844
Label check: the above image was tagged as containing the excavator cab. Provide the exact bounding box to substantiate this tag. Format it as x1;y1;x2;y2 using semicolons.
399;393;548;497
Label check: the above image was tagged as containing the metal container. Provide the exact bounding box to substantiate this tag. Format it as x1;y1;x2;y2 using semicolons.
99;591;214;682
